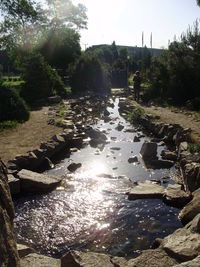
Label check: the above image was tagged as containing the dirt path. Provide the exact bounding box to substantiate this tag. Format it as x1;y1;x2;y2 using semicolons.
137;102;200;142
0;106;62;163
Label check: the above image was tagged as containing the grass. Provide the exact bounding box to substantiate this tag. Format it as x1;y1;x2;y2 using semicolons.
55;100;66;126
0;120;18;132
128;106;145;124
188;142;200;154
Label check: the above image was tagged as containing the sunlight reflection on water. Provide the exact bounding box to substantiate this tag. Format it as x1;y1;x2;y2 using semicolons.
14;97;182;258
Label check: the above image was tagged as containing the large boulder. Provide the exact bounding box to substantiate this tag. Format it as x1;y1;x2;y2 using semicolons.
17;169;62;193
128;181;165;200
179;187;200;225
61;250;127;267
161;213;200;261
182;162;200;192
20;253;60;267
140;142;157;160
126;248;178;267
0;159;20;267
163;184;192;208
173;255;200;266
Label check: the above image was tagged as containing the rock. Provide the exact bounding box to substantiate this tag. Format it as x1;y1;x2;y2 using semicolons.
0;159;20;267
20;253;60;267
8;174;20;195
48;95;61;104
115;124;124;131
182;162;200;192
133;136;140;142
70;137;83;148
17;244;35;258
17;169;62;193
110;147;121;151
61;250;123;267
124;128;136;133
178;141;188;154
128;156;139;163
163;184;192;208
143;159;174;169
161;213;200;261
160;150;177;161
86;127;107;140
127;249;178;267
104;109;110;116
173;255;200;266
140;142;157;159
43;157;54;169
179;187;200;225
128;180;165;200
67;163;82;172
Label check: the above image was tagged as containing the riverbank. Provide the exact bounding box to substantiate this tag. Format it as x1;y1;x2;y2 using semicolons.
1;90;200;266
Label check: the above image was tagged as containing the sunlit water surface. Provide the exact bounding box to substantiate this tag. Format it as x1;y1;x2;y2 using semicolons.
14;98;182;258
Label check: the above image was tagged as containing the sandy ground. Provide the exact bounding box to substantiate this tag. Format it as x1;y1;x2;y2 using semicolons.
139;103;200;142
0;106;62;163
0;97;199;164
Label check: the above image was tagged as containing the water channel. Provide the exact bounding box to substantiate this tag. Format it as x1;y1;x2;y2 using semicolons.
14;97;182;258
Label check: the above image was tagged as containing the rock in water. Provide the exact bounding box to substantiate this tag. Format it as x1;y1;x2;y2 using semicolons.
17;169;62;193
140;141;157;159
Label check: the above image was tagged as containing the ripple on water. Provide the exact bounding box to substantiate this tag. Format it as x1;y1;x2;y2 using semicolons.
14;98;182;257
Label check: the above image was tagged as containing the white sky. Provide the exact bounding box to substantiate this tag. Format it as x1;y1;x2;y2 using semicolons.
73;0;200;50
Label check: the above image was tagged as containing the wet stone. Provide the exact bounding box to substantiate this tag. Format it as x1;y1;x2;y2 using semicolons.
128;180;165;200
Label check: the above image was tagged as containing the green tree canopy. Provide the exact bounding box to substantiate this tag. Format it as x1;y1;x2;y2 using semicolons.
39;27;81;70
45;0;87;30
0;0;45;50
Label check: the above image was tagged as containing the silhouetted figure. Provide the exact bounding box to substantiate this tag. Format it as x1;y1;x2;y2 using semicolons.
133;71;141;102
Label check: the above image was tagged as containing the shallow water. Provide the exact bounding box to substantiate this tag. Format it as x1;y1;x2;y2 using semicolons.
14;97;182;258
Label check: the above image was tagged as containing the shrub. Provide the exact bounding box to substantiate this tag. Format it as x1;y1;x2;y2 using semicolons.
0;83;30;122
71;54;111;95
21;53;65;103
129;106;145;124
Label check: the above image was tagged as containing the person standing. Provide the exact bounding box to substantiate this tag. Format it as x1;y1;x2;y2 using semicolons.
133;71;141;102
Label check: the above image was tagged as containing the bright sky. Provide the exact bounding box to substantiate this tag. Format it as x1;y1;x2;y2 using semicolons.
73;0;200;50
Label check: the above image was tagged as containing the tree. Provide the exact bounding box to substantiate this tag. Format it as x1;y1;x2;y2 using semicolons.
0;0;45;50
71;53;111;95
21;53;65;103
39;27;81;70
197;0;200;7
45;0;87;30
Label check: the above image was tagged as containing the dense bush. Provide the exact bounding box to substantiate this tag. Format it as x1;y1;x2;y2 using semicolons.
0;83;30;122
71;54;111;95
21;53;65;103
146;21;200;107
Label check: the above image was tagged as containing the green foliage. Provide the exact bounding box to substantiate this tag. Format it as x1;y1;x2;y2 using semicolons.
39;28;81;70
128;106;145;124
71;53;111;95
186;97;200;111
0;83;30;122
0;0;44;50
146;21;200;105
0;120;18;132
21;53;65;103
188;142;200;154
45;0;87;30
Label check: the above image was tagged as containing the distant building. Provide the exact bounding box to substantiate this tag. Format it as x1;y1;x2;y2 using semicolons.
89;44;164;58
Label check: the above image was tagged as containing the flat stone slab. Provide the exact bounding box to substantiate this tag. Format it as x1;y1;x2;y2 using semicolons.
128;181;165;200
20;253;60;267
17;169;62;193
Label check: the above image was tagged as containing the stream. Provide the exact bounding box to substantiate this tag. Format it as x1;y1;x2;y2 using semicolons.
14;97;182;258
